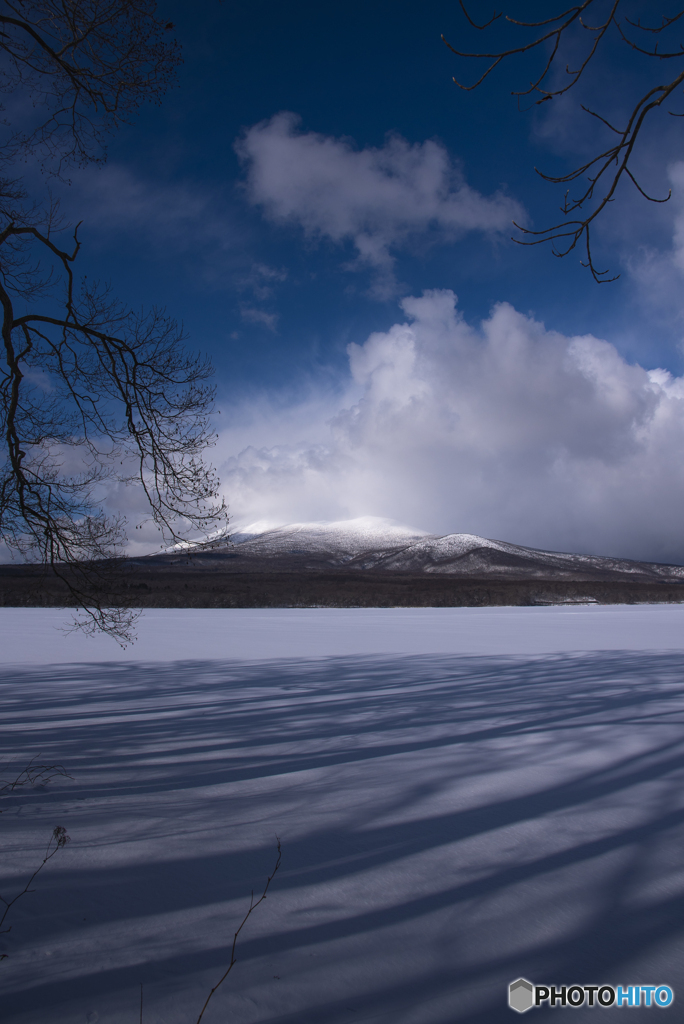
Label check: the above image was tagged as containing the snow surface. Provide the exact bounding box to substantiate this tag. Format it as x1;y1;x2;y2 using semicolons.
2;605;684;1023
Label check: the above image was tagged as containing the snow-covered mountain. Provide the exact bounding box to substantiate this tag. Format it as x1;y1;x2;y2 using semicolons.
149;517;684;582
229;516;428;555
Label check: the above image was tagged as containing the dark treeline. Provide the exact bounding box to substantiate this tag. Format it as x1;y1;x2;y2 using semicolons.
1;563;683;610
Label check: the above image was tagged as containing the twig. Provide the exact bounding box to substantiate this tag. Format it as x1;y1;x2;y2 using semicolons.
443;1;684;281
195;838;282;1024
0;825;71;946
0;758;72;796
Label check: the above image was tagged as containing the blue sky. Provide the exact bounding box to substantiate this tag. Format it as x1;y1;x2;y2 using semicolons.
52;1;684;561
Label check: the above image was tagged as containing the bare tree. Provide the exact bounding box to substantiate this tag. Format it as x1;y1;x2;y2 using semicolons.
443;2;684;281
0;3;229;641
0;0;181;173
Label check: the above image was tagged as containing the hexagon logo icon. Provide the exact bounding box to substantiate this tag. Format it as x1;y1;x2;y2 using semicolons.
509;978;535;1013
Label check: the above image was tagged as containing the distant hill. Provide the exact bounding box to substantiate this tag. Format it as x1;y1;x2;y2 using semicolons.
3;517;684;609
140;516;684;584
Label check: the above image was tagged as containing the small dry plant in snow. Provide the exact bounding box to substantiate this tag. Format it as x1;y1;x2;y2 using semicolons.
0;760;72;959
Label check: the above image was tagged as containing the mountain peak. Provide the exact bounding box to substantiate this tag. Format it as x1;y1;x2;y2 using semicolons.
230;516;430;553
156;518;684;583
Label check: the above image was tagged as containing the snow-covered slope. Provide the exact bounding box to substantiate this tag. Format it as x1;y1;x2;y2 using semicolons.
229;515;428;554
150;517;684;581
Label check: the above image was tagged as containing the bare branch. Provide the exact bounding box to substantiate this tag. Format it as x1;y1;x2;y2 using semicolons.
624;11;684;34
444;1;684;280
580;103;623;134
624;166;672;202
0;1;182;177
615;17;684;59
457;1;502;31
0;759;72;794
0;7;231;642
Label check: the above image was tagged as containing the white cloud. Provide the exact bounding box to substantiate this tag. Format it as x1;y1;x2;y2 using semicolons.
235;263;286;331
218;290;684;563
236;113;524;297
239;305;279;331
236;262;288;301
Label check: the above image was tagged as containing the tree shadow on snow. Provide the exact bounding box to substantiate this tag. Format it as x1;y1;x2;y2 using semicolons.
2;650;684;1021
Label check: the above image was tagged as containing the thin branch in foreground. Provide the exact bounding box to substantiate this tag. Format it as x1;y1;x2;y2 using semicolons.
0;759;72;795
195;838;282;1024
443;1;684;281
0;6;224;643
0;216;230;643
0;825;71;953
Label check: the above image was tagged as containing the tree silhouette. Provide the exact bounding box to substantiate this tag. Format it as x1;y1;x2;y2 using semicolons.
444;2;684;281
0;3;228;641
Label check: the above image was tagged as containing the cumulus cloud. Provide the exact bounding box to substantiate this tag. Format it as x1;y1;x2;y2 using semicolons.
237;113;524;297
218;290;684;563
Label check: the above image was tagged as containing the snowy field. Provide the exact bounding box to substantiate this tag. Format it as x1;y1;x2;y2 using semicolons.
2;605;684;1023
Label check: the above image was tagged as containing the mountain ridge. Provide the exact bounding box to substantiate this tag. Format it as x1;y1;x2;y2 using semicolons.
144;517;684;583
